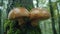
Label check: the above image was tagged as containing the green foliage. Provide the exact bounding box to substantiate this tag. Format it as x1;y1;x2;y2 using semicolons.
51;2;57;10
4;19;11;31
3;19;43;34
13;2;21;7
26;5;33;11
4;19;21;34
10;21;16;28
7;28;21;34
15;29;21;34
39;0;46;4
7;29;15;34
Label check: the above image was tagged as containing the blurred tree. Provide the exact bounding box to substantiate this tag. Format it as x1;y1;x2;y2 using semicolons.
49;0;57;34
36;0;39;7
0;0;3;6
0;0;4;34
0;9;1;34
56;1;60;34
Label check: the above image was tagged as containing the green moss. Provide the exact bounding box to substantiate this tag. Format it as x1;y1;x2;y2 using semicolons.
7;29;15;34
15;29;21;34
4;19;11;31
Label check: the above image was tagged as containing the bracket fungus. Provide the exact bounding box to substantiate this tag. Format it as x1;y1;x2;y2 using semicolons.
8;7;29;26
30;8;51;27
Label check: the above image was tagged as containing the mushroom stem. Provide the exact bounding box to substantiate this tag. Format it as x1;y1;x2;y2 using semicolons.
17;18;25;27
31;20;39;27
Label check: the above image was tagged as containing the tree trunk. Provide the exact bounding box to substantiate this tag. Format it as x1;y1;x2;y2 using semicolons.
0;0;4;34
49;0;57;34
56;2;60;34
36;0;39;7
0;9;1;34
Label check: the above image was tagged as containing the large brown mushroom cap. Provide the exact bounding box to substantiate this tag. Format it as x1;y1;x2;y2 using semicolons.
30;8;51;20
8;7;30;26
8;7;29;20
30;8;51;27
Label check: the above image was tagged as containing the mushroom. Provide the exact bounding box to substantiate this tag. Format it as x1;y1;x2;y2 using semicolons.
30;8;51;27
8;7;29;26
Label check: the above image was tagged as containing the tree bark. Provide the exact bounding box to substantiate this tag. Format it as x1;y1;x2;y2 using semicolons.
0;9;1;34
36;0;39;7
49;0;57;34
56;2;60;34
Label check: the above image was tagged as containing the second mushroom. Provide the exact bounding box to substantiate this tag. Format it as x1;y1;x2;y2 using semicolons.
30;8;51;27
